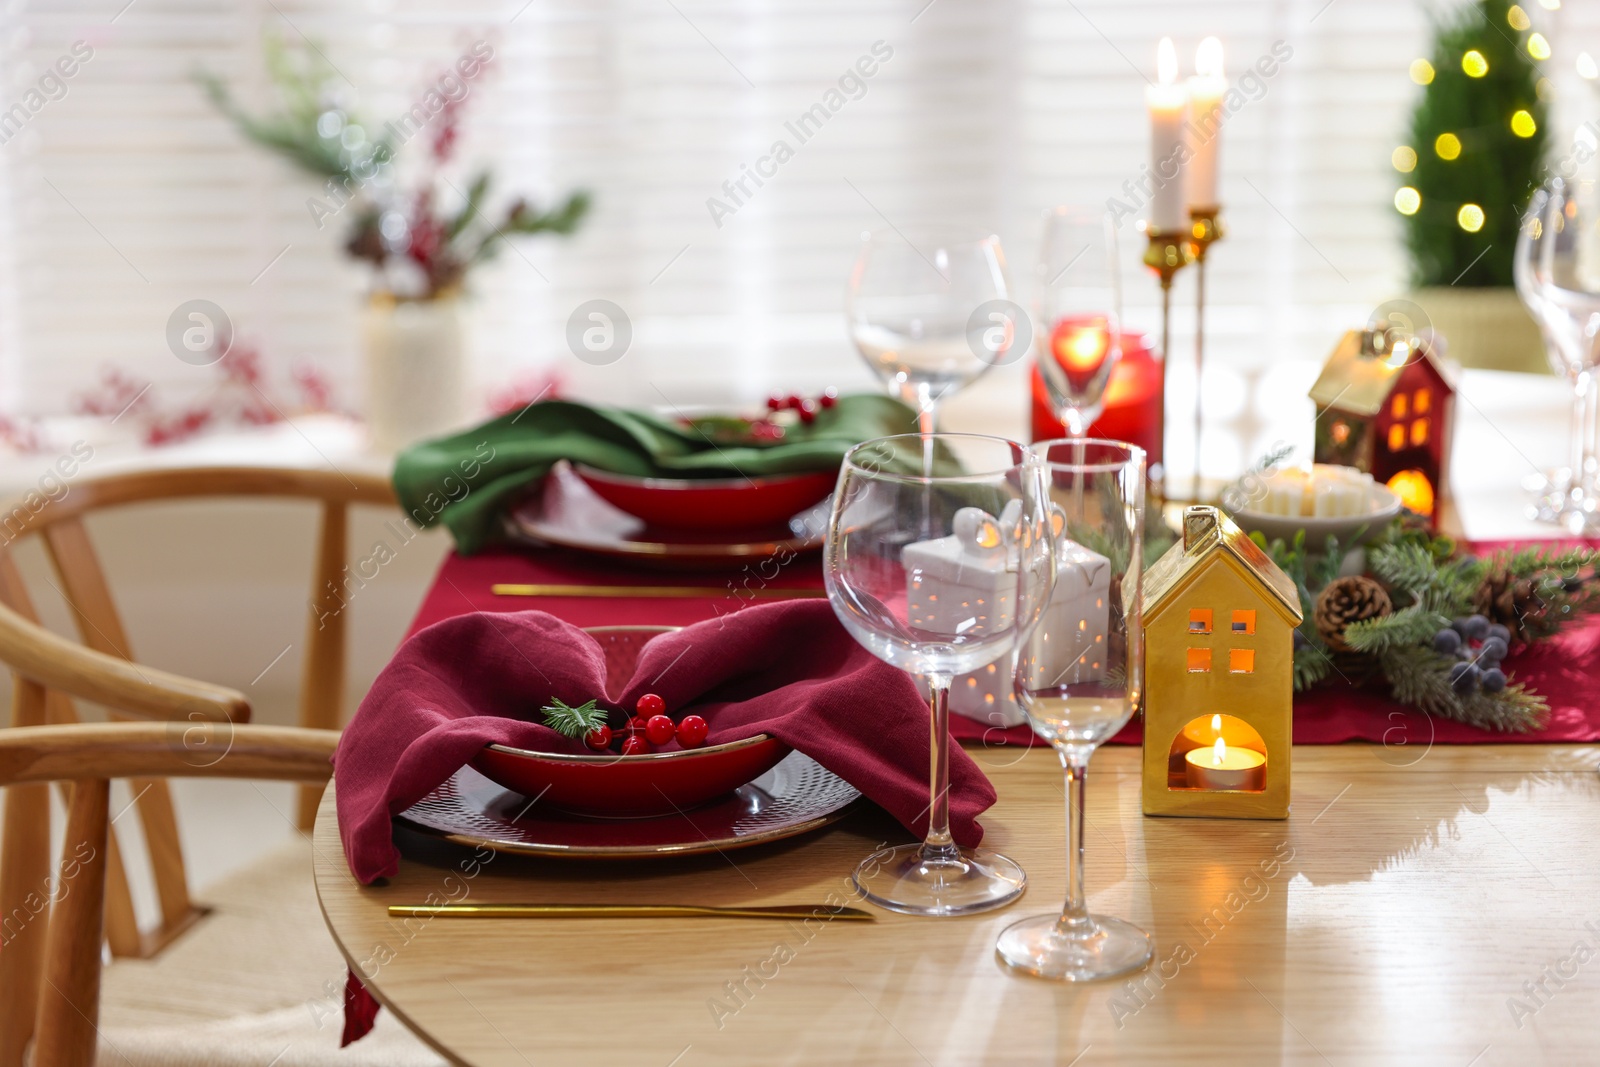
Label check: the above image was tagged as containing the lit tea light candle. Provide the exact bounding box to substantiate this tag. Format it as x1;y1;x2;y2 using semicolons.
1185;737;1266;791
1181;712;1257;751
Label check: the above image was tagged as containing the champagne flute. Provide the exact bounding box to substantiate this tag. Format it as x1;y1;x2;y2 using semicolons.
847;234;1016;434
1516;177;1600;532
997;438;1151;980
824;433;1053;916
1036;208;1122;438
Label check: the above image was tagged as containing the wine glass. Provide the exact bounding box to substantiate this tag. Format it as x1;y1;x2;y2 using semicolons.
846;234;1018;434
1515;176;1600;532
997;438;1151;981
824;433;1053;915
1036;207;1122;437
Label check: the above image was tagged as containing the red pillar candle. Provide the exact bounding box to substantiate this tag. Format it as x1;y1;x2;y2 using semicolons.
1031;329;1164;465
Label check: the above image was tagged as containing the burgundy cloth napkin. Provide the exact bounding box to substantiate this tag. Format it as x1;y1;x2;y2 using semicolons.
333;599;997;884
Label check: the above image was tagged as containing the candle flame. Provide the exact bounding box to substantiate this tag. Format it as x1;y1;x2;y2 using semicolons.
1157;37;1178;85
1210;713;1222;734
1213;736;1227;765
1196;36;1224;78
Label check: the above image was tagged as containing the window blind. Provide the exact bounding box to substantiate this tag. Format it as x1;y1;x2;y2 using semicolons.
0;0;1593;471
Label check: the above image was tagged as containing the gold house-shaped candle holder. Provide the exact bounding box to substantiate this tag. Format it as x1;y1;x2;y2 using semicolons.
1141;506;1302;819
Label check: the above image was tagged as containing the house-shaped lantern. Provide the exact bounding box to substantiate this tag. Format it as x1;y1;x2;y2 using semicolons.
1141;506;1302;819
1308;325;1455;524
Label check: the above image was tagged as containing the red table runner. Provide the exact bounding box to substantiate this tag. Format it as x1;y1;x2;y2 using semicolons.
408;547;1600;745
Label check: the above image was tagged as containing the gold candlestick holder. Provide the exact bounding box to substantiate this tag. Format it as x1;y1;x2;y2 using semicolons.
1144;225;1194;504
1187;206;1224;504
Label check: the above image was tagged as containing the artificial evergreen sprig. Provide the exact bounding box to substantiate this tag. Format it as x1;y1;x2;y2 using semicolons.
1341;604;1451;653
1380;645;1547;733
539;697;607;740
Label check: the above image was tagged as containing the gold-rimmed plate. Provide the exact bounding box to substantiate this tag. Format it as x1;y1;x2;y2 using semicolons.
503;462;828;568
394;752;861;859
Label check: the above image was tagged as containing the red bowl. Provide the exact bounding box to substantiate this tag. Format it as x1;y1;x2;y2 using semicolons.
469;626;791;818
572;464;836;531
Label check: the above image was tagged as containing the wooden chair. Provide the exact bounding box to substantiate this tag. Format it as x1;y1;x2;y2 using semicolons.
0;720;339;1067
0;466;393;968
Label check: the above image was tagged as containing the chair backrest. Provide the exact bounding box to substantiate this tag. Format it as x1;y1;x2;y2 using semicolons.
0;720;338;1067
0;465;393;967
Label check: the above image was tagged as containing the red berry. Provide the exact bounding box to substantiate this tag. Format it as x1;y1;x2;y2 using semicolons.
620;735;651;756
629;715;649;735
636;693;666;717
645;714;676;745
785;393;803;410
584;725;612;751
766;395;783;411
797;400;817;425
676;715;708;748
819;389;838;409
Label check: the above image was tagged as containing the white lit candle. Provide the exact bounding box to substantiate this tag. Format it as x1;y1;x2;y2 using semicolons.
1185;737;1266;791
1187;37;1226;210
1146;37;1188;232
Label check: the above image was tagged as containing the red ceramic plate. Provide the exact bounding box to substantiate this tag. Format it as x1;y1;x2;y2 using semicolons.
505;463;828;569
473;734;790;818
468;626;790;817
573;464;836;530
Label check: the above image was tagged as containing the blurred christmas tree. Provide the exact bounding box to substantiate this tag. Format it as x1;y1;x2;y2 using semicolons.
1397;0;1548;287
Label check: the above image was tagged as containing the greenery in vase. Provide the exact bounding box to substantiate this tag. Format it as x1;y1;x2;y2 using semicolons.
1397;0;1548;287
199;35;589;301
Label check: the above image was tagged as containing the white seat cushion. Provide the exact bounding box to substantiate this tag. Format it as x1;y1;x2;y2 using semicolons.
94;839;445;1067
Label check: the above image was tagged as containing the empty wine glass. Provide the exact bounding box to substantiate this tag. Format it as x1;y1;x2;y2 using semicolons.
1036;208;1122;437
1515;176;1600;532
824;433;1053;916
847;234;1017;434
997;439;1151;981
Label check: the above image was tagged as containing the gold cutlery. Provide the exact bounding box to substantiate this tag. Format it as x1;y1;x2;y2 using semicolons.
388;903;873;921
491;583;827;600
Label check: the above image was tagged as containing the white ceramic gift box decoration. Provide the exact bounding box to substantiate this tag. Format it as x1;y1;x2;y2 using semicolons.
904;505;1018;638
942;535;1113;727
903;505;1113;727
1026;538;1112;690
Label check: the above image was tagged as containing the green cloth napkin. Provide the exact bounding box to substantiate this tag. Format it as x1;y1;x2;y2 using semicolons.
393;394;921;554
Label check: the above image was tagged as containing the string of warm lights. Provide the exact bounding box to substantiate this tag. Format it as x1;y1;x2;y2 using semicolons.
1393;1;1553;237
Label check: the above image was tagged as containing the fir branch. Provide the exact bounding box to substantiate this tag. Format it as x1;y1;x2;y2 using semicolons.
1379;645;1546;733
1368;541;1438;597
1492;545;1600;580
539;697;606;740
1341;604;1450;654
1293;643;1333;691
1368;541;1482;616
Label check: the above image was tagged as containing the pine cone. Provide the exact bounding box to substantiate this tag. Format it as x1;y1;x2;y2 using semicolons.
1474;569;1546;644
1314;575;1392;652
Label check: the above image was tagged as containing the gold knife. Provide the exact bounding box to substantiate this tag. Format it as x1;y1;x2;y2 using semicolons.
491;583;826;600
388;903;873;921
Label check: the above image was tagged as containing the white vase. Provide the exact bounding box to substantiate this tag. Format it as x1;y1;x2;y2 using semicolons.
362;294;470;453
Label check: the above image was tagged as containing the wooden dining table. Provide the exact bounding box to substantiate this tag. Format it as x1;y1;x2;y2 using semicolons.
313;740;1600;1066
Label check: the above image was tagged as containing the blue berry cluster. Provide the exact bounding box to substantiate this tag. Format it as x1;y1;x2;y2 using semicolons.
1433;614;1512;694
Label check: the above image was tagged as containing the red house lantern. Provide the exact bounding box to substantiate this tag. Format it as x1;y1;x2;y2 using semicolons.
1308;327;1455;523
